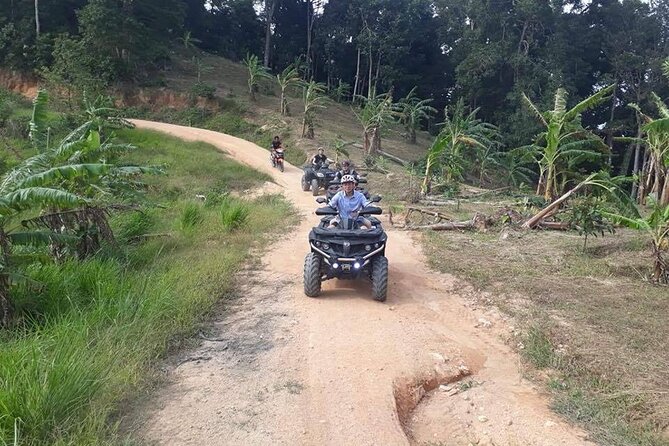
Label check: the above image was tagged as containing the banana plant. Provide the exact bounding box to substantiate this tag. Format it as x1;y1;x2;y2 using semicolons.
604;197;669;283
421;99;498;195
276;64;302;116
302;81;328;139
629;94;669;206
522;85;614;201
243;54;271;101
398;87;437;144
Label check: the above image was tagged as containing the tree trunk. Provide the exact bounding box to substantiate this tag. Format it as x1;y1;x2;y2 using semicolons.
373;51;381;98
370;127;381;154
353;48;361;101
34;0;40;37
263;0;277;68
631;117;643;199
0;229;12;327
660;168;669;206
605;81;618;165
367;46;373;99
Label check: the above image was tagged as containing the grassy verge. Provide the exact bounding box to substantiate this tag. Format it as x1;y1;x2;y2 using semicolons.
124;101;306;166
0;129;296;445
422;218;669;446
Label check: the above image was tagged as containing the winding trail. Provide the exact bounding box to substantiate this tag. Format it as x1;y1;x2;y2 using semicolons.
129;120;592;446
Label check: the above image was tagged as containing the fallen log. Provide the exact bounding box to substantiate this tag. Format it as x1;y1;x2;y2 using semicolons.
522;180;590;229
377;150;409;167
419;199;459;206
538;221;570;230
406;206;452;221
412;221;474;231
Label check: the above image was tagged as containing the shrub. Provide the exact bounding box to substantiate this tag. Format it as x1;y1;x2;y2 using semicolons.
190;82;216;100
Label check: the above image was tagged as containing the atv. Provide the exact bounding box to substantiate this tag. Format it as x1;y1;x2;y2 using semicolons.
303;196;389;302
301;161;337;196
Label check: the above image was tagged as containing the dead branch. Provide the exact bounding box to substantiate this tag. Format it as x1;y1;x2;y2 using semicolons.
406;207;452;221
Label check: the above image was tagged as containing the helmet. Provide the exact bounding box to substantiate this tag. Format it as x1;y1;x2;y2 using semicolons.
340;174;356;184
317;147;324;153
342;159;351;167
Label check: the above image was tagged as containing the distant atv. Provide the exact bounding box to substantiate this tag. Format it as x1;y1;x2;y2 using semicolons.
303;196;389;302
301;161;337;196
325;177;370;202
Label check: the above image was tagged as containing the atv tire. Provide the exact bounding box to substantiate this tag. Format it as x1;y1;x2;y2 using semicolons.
371;255;388;302
304;252;322;297
311;179;320;196
301;176;310;191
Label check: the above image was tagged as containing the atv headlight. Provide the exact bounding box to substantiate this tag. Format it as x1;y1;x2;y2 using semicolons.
315;241;321;247
364;244;372;251
316;173;325;177
374;243;380;248
321;243;330;250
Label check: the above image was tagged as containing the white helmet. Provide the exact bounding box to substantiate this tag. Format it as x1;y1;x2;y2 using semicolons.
340;174;356;184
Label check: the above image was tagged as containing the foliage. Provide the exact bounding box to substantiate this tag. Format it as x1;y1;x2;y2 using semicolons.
0;90;155;326
243;54;271;101
190;82;216;100
276;64;302;116
604;198;669;283
421;100;499;195
567;197;615;251
521;85;614;201
179;202;204;231
220;196;250;230
329;138;354;165
301;81;328;139
0;130;292;445
397;87;437;144
354;92;396;155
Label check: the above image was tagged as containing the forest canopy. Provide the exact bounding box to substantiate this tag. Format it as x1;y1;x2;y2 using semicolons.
1;0;668;170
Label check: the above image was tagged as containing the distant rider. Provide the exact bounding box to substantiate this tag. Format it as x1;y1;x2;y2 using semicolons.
270;135;283;166
333;159;360;183
311;147;329;169
327;174;372;230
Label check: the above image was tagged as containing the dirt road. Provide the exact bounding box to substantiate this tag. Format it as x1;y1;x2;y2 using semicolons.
129;120;592;446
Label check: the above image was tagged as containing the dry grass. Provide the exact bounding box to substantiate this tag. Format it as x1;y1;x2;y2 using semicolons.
421;213;669;445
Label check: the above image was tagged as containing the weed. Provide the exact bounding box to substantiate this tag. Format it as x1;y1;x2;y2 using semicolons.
220;197;249;230
179;202;204;231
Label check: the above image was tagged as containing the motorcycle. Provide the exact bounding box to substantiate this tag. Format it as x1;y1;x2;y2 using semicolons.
271;148;285;172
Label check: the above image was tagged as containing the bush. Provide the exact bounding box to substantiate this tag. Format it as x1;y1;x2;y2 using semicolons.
190;82;216;100
220;197;249;230
116;210;155;241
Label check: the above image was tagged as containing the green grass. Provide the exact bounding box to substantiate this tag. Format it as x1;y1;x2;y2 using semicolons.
422;224;669;446
0;129;295;445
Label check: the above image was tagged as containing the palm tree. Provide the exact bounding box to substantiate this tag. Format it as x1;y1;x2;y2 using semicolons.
421;100;498;195
243;54;270;101
398;87;437;144
302;81;328;138
276;65;302;116
521;85;614;201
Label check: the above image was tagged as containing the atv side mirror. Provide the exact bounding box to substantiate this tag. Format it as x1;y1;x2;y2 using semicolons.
316;197;327;204
370;195;382;203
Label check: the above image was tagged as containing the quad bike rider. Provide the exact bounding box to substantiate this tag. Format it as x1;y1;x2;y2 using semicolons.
301;147;336;195
326;160;369;202
303;174;389;302
269;136;286;172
